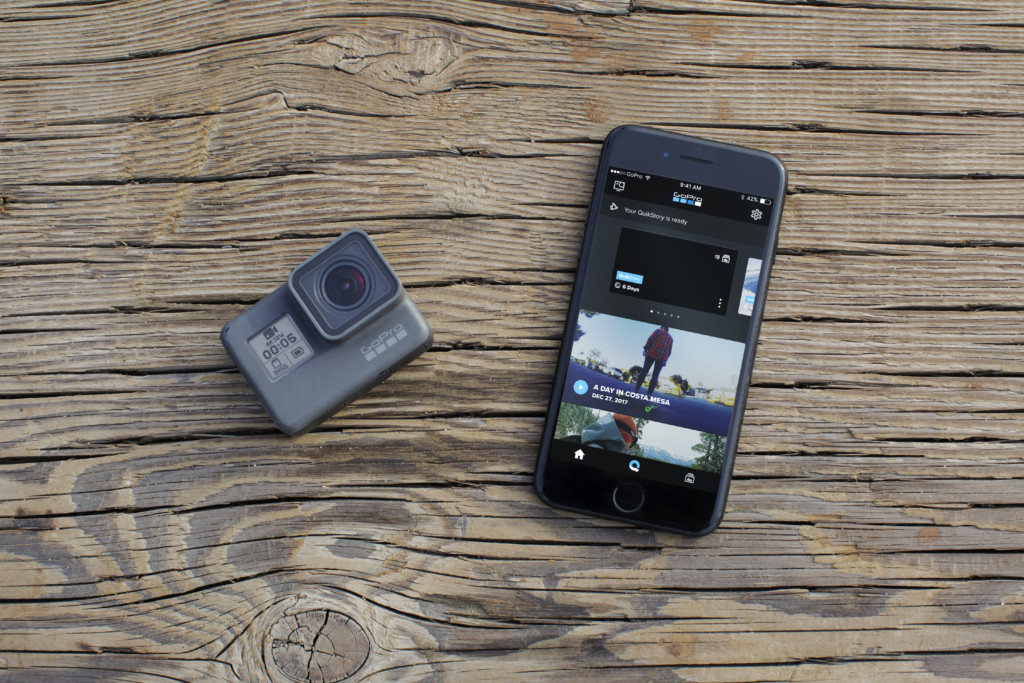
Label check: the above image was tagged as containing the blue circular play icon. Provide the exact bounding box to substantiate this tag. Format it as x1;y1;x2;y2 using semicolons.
573;380;588;395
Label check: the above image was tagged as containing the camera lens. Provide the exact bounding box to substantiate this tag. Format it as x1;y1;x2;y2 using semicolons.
322;263;368;309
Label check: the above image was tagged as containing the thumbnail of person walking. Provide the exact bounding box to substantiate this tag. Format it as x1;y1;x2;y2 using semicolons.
561;310;745;437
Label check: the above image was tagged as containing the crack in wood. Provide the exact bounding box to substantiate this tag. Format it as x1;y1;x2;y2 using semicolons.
5;26;324;69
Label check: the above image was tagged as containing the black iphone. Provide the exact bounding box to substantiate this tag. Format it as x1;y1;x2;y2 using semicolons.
534;126;786;535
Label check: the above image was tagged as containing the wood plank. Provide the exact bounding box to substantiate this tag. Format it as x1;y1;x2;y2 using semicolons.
1;0;1020;70
2;421;1023;530
4;164;1024;256
4;73;1023;179
9;241;1024;315
3;352;1024;451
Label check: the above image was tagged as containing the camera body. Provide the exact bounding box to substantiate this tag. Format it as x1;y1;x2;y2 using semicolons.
221;230;432;435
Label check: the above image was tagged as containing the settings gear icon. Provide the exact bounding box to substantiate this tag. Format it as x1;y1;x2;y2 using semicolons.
751;208;763;220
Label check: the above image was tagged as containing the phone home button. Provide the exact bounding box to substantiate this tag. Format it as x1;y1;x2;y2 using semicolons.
612;483;645;514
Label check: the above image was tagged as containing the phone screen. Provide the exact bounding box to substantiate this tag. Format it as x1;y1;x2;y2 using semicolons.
538;136;784;533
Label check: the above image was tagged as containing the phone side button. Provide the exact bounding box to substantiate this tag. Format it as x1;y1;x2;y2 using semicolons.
612;483;645;514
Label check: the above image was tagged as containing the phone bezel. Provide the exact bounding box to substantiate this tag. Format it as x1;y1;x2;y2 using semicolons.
534;125;787;535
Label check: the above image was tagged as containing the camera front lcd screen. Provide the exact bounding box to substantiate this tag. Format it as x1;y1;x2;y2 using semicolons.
247;314;315;381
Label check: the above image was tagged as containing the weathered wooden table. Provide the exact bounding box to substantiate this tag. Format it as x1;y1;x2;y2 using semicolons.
3;1;1024;681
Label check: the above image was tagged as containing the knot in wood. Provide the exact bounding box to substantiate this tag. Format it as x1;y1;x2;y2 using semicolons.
268;609;369;683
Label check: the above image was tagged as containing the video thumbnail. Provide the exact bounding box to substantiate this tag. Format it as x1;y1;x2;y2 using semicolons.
561;310;745;436
737;257;762;317
554;402;725;474
610;227;737;315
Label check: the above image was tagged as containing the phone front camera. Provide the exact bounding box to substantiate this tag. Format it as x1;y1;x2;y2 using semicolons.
322;263;368;309
663;151;669;158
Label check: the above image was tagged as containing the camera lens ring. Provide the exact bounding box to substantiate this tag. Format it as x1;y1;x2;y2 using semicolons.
320;261;370;310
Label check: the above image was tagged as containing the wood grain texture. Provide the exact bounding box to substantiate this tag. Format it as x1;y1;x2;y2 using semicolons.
3;0;1024;680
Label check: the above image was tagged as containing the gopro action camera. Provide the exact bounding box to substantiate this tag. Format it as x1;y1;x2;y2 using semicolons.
221;230;432;435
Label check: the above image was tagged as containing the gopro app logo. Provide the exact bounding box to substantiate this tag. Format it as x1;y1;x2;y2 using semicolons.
361;324;408;360
672;192;703;207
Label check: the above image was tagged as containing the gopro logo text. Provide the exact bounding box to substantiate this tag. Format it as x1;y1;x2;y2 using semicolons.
362;324;408;360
